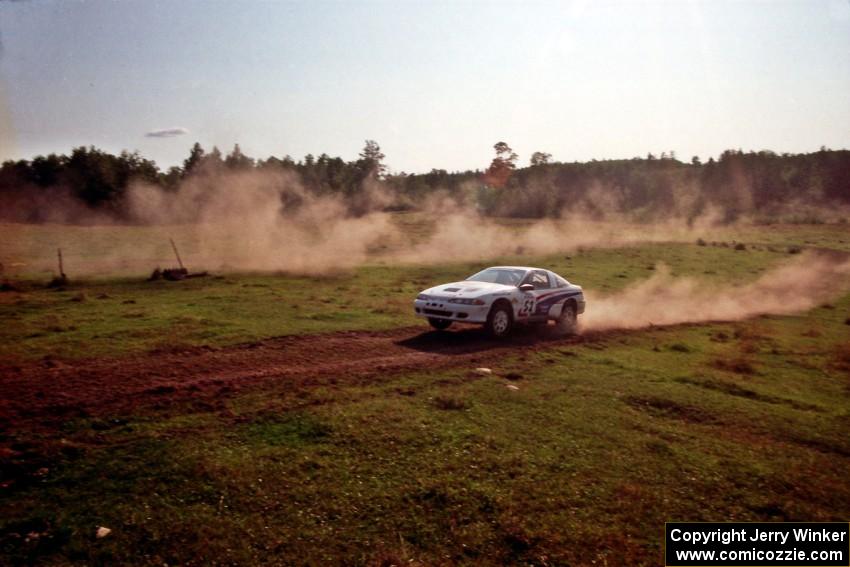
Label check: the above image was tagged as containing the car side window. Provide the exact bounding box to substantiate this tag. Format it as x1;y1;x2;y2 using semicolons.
531;270;550;289
554;274;568;288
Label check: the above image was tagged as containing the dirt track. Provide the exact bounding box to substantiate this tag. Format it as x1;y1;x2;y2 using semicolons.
0;325;591;430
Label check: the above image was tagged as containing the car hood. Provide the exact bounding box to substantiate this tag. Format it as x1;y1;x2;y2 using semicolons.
421;280;514;298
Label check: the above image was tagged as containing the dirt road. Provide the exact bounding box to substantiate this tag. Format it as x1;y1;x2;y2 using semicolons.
0;325;592;430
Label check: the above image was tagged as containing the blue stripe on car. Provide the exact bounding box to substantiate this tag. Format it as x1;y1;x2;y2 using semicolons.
534;291;581;315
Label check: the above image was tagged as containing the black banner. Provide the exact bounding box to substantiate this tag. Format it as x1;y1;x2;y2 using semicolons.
665;522;849;566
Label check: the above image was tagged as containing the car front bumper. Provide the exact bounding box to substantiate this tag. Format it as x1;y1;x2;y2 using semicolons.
413;298;490;324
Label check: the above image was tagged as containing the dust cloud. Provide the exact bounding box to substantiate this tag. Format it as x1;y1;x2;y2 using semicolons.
4;166;850;334
119;169;714;275
4;163;848;350
128;169;397;274
581;251;850;331
395;211;713;265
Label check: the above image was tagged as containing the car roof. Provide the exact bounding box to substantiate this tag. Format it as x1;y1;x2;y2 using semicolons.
476;266;572;285
486;266;542;272
487;266;569;279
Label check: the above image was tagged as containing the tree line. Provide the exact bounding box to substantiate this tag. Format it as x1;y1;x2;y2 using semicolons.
1;140;848;223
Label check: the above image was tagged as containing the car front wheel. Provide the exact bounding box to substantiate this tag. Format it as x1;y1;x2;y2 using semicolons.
486;303;513;338
428;318;452;331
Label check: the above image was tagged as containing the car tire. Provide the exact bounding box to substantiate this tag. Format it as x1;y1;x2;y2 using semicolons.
556;301;578;335
486;303;513;338
428;318;452;331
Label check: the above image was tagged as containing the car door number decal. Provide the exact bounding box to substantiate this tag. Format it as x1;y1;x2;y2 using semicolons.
518;297;535;317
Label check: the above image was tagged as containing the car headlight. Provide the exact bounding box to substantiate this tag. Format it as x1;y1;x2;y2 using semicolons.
416;294;432;301
448;298;485;305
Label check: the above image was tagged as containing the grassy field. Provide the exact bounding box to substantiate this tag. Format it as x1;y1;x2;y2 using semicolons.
1;220;849;565
0;217;813;362
2;241;791;362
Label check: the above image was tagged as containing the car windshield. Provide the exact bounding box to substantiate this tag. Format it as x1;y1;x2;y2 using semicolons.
466;268;527;286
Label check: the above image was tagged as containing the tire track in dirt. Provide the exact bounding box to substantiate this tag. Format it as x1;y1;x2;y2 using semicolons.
0;325;590;430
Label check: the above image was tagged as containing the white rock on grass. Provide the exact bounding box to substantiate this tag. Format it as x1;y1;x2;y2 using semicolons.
474;368;493;375
505;384;520;391
95;526;111;539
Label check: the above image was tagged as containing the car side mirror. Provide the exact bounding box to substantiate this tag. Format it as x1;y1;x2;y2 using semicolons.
519;283;534;292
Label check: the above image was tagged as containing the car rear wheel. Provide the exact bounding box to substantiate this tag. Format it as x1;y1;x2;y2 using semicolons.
556;301;578;335
486;303;513;338
428;318;452;330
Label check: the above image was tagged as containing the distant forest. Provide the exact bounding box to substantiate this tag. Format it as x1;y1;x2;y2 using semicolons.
1;140;849;224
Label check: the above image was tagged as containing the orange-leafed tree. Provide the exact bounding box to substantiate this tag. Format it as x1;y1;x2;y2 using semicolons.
483;141;518;188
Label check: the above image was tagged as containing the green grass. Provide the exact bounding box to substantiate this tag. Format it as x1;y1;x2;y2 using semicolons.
2;215;843;361
2;300;848;564
708;222;850;252
1;221;849;564
0;235;797;361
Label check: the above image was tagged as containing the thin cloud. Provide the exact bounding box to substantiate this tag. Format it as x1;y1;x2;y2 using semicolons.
145;127;189;138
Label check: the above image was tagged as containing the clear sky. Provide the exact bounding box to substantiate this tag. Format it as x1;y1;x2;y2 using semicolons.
1;0;849;173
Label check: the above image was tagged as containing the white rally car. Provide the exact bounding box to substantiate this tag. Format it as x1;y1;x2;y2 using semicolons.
413;266;585;337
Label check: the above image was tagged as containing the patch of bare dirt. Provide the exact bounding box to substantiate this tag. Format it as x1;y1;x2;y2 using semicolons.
0;325;599;432
624;395;718;424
